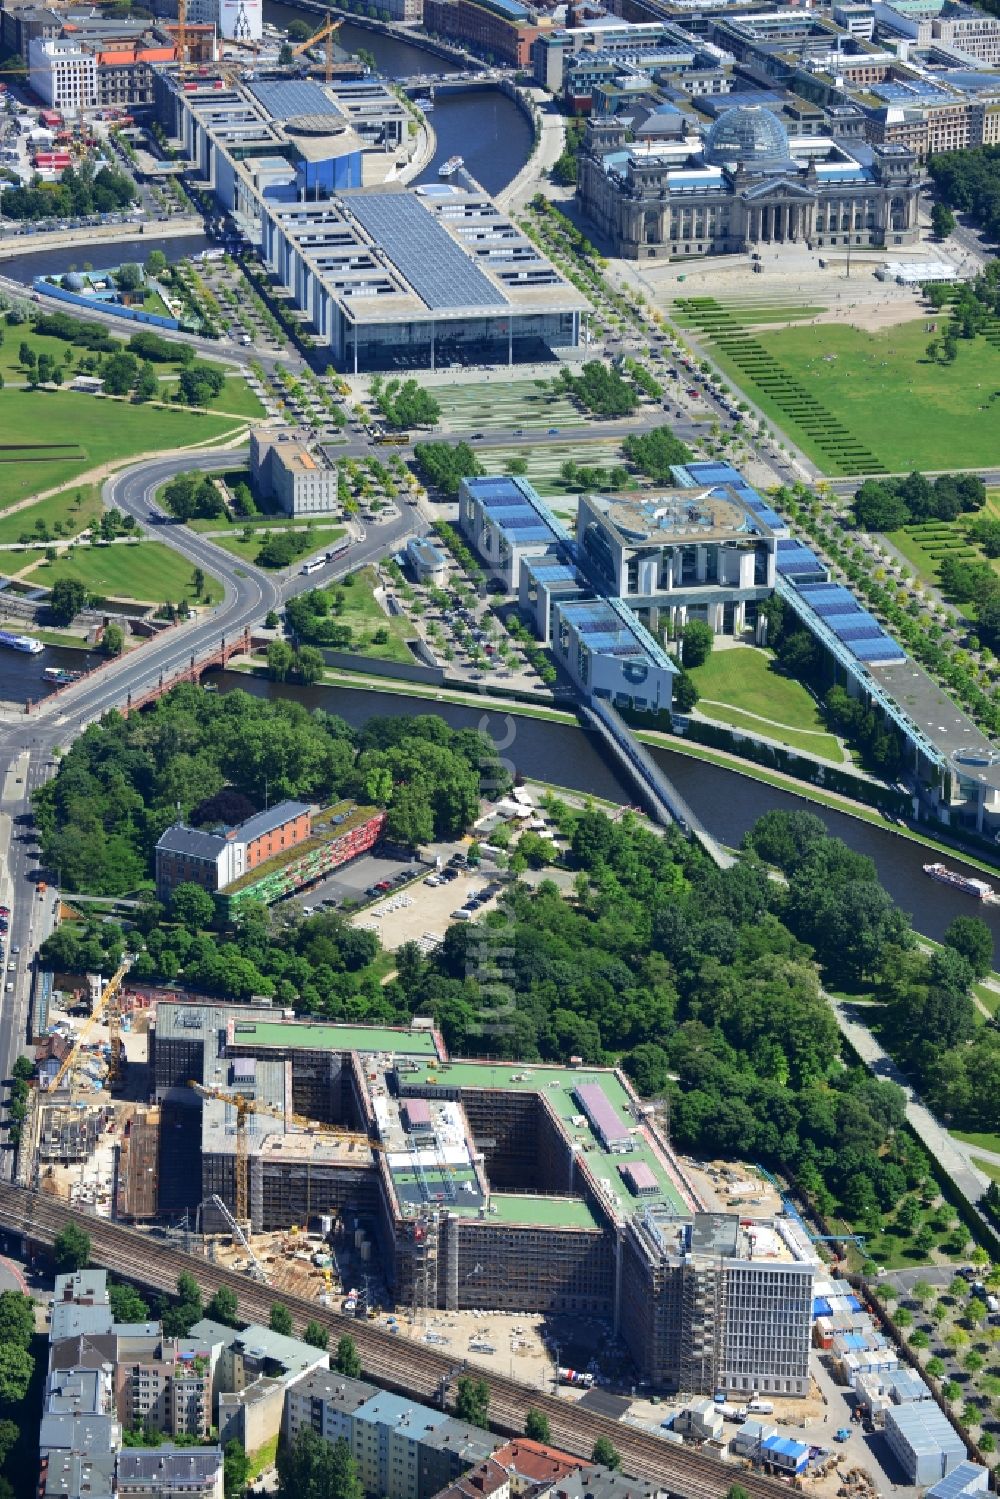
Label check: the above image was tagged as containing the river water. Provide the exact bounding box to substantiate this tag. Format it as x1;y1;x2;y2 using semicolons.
0;233;211;286
0;642;106;707
263;3;534;192
199;671;1000;944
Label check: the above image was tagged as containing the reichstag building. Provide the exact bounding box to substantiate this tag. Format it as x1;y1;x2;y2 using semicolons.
577;104;921;260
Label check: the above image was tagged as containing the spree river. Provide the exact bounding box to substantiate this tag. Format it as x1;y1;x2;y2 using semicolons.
201;670;1000;945
263;3;534;193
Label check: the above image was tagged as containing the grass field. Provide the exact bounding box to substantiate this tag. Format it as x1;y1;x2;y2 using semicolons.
672;299;824;327
973;981;1000;1017
712;318;1000;472
952;1129;1000;1155
0;390;242;509
0;324;233;384
0;484;102;546
688;645;846;762
334;564;416;663
210;525;343;566
159;374;265;419
22;541;223;605
972;1156;1000;1183
886;492;1000;593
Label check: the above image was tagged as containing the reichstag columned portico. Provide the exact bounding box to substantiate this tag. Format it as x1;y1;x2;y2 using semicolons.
577;105;920;261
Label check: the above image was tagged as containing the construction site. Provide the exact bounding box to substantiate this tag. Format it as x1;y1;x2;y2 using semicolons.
21;988;821;1397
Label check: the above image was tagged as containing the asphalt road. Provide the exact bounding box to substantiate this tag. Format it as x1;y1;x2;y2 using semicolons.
0;446;419;1135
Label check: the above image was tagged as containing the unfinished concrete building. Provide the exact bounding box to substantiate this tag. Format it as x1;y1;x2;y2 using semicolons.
148;1004;816;1394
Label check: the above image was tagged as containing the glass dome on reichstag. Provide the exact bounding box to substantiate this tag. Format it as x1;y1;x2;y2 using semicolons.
703;106;790;166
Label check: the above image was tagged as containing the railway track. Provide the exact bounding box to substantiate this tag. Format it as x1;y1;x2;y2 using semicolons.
0;1183;791;1499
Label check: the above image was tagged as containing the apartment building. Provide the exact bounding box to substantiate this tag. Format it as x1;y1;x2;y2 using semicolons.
284;1373;497;1499
29;37;97;115
188;1320;328;1455
40;1272;223;1499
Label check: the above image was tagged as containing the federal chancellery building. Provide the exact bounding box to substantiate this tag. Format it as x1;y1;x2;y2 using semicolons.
577;103;921;260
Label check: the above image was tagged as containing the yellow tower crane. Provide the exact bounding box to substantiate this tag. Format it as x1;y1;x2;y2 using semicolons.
291;12;345;85
188;1080;382;1225
46;957;132;1096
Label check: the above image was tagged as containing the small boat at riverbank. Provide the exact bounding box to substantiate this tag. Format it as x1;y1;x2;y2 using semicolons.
439;155;463;177
43;665;81;685
0;630;42;654
923;861;998;902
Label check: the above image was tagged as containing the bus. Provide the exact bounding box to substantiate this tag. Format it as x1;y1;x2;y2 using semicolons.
326;537;350;563
300;556;326;576
375;432;409;445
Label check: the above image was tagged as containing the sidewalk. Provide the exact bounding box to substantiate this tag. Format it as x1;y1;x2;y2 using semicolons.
829;991;990;1209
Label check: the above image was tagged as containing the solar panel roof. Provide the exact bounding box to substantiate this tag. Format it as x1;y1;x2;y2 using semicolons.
248;79;341;120
345;193;508;311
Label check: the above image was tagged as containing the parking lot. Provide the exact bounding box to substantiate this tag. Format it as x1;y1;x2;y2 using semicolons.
355;862;505;953
292;851;422;916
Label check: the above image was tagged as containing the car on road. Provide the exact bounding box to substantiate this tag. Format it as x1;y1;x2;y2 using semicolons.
547;427;560;435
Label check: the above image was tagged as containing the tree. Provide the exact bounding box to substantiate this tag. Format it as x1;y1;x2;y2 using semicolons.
223;1439;250;1499
267;639;295;682
102;622;125;657
931;202;956;239
49;577;88;625
680;619;714;668
115;263;143;292
162;1271;203;1338
0;1419;20;1467
672;667;699;713
206;1286;239;1327
525;1410;551;1443
455;1375;489;1428
278;41;295;63
334;1333;361;1376
926;1357;946;1378
591;1437;621;1471
294;646;325;686
269;1302;293;1336
192;567;206;600
303;1320;328;1350
170;882;216;931
134;361;158;403
54;1221;90;1272
145;250;168;278
107;1282;149;1324
277;1431;362;1499
12;1056;34;1083
727;1488;751;1499
0;1345;33;1405
0;1291;33;1350
944;915;993;978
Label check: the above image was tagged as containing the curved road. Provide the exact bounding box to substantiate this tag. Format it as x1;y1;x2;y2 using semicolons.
0;445;420;1135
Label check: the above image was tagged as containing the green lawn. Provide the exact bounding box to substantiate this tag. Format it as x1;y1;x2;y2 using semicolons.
974;982;1000;1016
952;1129;1000;1155
210;525;344;566
160;374;265;419
0;483;103;546
688;645;846;763
712;318;1000;472
0;323;233;384
22;541;223;605
328;564;416;664
972;1155;1000;1184
0;390;243;509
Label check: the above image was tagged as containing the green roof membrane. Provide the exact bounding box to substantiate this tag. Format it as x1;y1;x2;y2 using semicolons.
401;1059;689;1216
233;1020;439;1056
489;1193;601;1229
